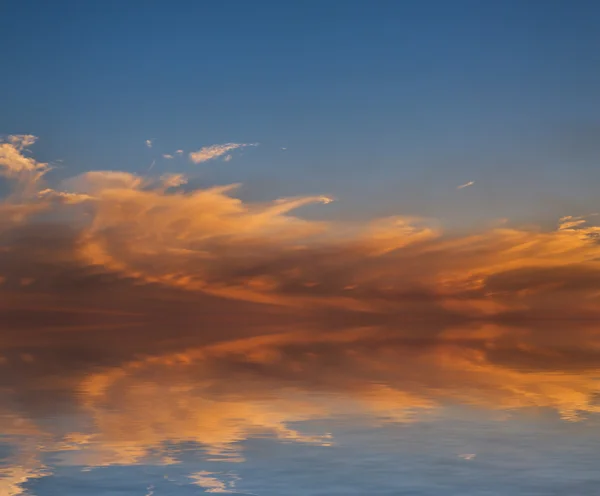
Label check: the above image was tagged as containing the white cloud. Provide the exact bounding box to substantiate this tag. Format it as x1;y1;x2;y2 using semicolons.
457;181;474;190
189;142;257;164
175;149;184;155
163;154;174;160
145;139;153;148
223;154;232;162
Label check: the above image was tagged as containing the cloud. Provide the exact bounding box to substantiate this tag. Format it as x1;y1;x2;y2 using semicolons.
159;173;188;189
63;170;145;194
3;137;600;323
175;149;183;155
457;180;475;189
0;135;50;192
3;137;600;324
145;139;153;148
37;188;94;204
162;154;174;159
189;142;258;164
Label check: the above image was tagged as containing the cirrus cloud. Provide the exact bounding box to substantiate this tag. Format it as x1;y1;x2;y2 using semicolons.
189;142;258;164
457;180;475;190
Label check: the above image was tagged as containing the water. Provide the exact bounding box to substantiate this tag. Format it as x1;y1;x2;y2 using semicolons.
1;317;599;495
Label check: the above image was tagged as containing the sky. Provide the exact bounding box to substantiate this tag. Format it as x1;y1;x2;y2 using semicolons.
2;0;600;228
2;1;600;495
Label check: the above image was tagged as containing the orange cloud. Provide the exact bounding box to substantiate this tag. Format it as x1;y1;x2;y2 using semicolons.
1;136;600;346
189;142;257;164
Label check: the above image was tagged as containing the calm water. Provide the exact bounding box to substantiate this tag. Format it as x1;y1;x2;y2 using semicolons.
1;316;599;495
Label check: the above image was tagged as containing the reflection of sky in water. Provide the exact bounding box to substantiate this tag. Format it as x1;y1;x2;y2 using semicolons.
2;407;600;495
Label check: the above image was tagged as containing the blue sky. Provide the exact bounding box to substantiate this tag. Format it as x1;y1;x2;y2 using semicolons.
2;0;599;228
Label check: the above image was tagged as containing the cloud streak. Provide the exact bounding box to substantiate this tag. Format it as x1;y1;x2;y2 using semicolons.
189;142;257;164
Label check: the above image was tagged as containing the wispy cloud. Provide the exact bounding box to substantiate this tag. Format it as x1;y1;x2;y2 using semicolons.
145;139;153;148
162;154;174;160
457;180;474;190
189;142;258;164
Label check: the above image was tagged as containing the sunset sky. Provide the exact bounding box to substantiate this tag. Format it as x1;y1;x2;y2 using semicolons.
2;1;600;495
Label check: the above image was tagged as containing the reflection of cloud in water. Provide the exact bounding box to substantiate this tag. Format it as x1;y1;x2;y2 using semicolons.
0;466;50;496
188;471;241;493
3;324;600;479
